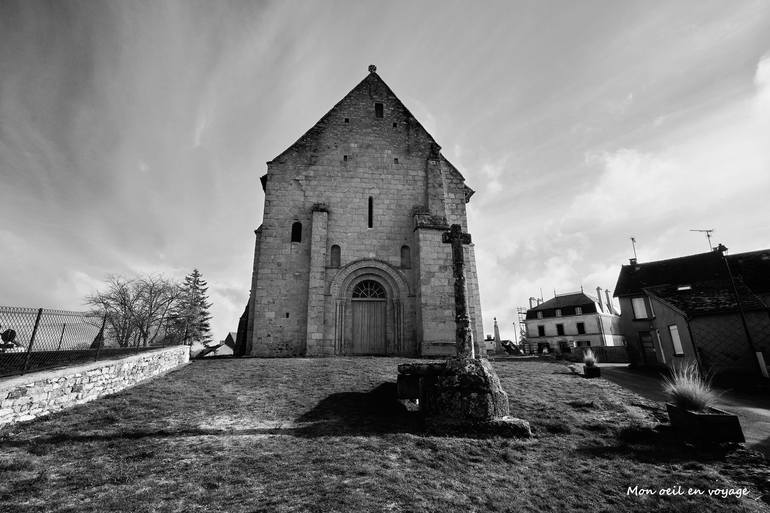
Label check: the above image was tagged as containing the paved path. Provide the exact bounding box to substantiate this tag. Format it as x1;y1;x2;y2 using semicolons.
601;365;770;457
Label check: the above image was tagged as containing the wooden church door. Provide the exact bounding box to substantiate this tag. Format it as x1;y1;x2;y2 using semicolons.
350;280;386;354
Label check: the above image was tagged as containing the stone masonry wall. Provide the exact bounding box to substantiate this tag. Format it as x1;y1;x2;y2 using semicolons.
0;346;189;427
249;69;481;357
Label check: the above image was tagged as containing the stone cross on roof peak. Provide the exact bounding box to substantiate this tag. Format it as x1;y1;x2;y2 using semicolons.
368;64;377;73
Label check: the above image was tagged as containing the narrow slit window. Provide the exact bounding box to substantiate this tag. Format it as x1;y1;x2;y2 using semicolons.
368;196;373;228
291;222;302;243
343;155;348;162
392;122;397;128
393;158;399;164
375;103;383;118
344;118;349;123
330;245;341;268
401;245;411;268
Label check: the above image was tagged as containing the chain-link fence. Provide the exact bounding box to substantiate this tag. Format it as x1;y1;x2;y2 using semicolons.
0;306;178;378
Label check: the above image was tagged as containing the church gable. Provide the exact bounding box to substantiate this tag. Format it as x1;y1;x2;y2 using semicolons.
270;66;447;171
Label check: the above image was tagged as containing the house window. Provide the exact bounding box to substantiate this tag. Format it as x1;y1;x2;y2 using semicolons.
344;118;350;123
537;325;545;337
631;297;651;319
343;155;348;162
556;324;564;336
394;158;399;164
577;322;585;335
368;196;373;228
330;245;341;268
669;325;684;356
291;222;302;243
575;306;582;315
375;103;384;118
576;340;591;348
555;309;562;317
536;311;543;319
400;245;411;268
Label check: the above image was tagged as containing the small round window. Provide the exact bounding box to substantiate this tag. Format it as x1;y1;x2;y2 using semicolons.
352;280;386;299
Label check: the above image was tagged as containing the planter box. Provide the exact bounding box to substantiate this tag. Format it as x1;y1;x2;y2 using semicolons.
583;366;601;378
666;403;745;443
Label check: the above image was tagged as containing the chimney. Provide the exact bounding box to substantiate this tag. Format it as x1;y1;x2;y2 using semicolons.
629;257;637;265
537;298;542;306
604;289;616;315
596;287;604;313
529;297;536;309
493;317;501;343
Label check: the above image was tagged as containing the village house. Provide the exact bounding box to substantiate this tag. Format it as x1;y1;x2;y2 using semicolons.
523;289;625;358
235;66;484;357
613;247;770;380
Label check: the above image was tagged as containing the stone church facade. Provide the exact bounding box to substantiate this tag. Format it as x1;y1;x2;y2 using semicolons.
238;66;483;357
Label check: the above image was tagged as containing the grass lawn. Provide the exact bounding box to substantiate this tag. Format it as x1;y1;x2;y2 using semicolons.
0;357;767;512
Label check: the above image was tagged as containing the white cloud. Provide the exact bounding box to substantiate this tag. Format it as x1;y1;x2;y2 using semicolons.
570;53;770;231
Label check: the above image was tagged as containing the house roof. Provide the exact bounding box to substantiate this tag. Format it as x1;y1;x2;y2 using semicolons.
645;279;767;317
528;292;599;312
614;248;770;298
223;332;237;348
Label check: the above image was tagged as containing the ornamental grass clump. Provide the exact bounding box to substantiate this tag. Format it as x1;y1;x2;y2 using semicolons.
582;348;598;368
663;361;716;412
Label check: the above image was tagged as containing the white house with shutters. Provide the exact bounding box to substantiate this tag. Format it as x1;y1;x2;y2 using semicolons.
523;289;625;354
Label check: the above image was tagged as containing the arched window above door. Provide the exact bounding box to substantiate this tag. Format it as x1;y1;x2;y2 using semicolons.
352;280;386;299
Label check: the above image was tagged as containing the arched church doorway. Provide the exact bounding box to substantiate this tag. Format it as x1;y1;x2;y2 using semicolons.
350;279;386;354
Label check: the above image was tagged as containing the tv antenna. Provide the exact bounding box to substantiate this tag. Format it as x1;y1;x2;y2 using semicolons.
690;229;714;250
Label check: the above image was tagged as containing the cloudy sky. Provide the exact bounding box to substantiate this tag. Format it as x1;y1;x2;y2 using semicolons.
1;0;769;341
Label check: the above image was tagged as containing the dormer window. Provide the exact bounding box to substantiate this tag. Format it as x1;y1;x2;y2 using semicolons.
575;306;583;315
555;309;562;317
536;311;543;319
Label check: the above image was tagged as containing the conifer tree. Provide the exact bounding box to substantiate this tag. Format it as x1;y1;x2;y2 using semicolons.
174;269;213;344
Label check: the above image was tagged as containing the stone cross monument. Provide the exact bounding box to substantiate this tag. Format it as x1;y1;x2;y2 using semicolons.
396;225;531;437
442;224;475;358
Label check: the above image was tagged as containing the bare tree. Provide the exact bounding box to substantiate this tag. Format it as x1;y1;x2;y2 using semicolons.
86;274;182;347
132;275;181;347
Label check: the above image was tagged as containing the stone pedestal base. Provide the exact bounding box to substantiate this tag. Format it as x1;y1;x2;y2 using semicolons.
397;357;531;437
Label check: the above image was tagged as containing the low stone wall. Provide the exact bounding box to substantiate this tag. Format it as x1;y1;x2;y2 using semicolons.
0;346;189;427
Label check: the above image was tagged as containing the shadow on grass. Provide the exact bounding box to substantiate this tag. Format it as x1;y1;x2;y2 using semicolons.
577;424;752;464
294;382;421;436
0;383;422;448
